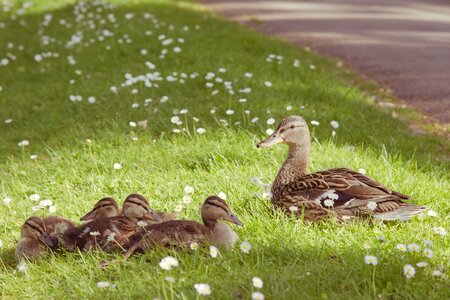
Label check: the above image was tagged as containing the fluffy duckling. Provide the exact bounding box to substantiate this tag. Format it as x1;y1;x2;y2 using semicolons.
113;196;242;263
15;217;54;262
15;216;75;262
80;197;121;222
63;194;162;252
257;115;426;222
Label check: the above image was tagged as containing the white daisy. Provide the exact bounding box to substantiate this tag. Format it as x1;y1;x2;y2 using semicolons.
403;264;415;279
423;248;433;258
194;283;211;296
197;128;206;134
252;292;265;300
226;109;234;115
416;262;428;268
184;185;194;194
182;195;192;204
3;197;12;205
396;244;407;252
265;128;274;135
324;199;334;207
29;194;40;202
427;210;438;217
330;120;339;128
310;120;319;126
252;277;263;289
240;241;251;253
407;244;420;252
97;281;111;288
106;232;116;242
289;206;298;212
159;256;178;271
90;231;100;236
137;221;147;228
39;199;53;207
217;192;227;200
190;242;199;250
433;227;447;236
364;255;378;266
209;245;219;258
266;118;275;125
432;270;443;277
17;261;27;273
113;163;122;170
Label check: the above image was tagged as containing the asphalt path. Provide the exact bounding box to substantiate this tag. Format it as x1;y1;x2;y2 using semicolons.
201;0;450;124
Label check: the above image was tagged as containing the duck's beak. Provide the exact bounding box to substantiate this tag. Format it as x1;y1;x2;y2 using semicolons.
39;233;54;248
256;131;284;148
143;209;162;222
224;213;243;227
80;210;96;222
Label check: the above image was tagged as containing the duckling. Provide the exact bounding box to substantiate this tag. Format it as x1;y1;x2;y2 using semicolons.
80;197;121;222
15;216;75;262
14;217;53;262
257;115;426;222
114;196;242;263
63;194;162;252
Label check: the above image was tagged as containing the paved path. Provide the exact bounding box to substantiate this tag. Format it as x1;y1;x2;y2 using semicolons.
200;0;450;124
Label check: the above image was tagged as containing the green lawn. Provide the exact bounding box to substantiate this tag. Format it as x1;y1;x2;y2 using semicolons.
0;0;448;299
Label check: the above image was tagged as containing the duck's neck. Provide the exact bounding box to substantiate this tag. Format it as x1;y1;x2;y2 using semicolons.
272;143;310;196
207;222;238;250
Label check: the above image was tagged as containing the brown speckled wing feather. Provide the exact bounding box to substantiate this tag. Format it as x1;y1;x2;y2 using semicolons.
129;220;209;251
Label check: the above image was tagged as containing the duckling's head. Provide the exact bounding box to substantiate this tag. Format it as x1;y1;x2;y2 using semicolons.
257;115;309;148
201;196;243;227
21;217;54;247
80;197;120;222
123;194;162;222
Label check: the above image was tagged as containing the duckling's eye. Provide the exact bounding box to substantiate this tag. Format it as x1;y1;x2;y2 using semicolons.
279;128;285;133
290;125;295;129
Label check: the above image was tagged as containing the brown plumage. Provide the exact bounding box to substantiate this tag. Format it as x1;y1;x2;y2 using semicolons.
257;115;426;222
101;196;243;266
63;194;162;252
15;216;75;262
80;197;121;222
81;196;176;223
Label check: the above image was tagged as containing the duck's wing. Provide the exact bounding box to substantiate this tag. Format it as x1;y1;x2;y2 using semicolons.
281;168;424;220
283;168;409;205
130;220;208;250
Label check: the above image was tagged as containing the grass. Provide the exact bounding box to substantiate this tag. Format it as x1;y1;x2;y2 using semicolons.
0;0;449;299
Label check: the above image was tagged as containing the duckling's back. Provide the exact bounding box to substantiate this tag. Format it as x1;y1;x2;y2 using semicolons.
129;220;210;250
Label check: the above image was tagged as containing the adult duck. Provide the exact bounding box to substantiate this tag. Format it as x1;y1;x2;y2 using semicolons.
257;115;426;222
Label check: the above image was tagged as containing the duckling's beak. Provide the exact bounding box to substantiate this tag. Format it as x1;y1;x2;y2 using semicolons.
80;210;96;222
143;209;162;222
223;213;243;227
39;233;54;248
257;132;284;148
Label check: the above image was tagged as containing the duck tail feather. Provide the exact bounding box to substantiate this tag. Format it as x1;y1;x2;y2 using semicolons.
373;205;426;221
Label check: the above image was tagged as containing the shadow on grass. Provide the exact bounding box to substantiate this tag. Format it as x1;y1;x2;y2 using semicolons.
0;240;447;299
